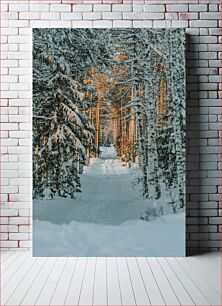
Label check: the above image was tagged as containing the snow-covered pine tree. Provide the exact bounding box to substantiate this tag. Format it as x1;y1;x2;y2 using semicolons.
168;29;186;209
158;29;186;211
140;29;159;200
33;28;185;207
33;48;94;199
110;30;149;196
33;29;110;199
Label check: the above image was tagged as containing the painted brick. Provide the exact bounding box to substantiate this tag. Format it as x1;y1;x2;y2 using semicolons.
50;4;71;12
93;20;112;28
199;52;217;60
73;4;92;12
153;20;171;28
210;233;221;240
29;4;49;12
19;28;31;36
208;44;221;52
30;20;50;28
2;28;18;36
83;12;102;19
113;20;132;27
210;217;222;225
1;225;18;233
165;13;178;20
112;4;132;11
142;20;152;27
133;5;143;12
19;241;31;248
19;226;31;233
143;5;165;12
1;138;18;146
2;123;18;131
166;5;188;12
2;59;18;68
1;4;8;12
1;209;19;216
41;13;60;20
9;217;29;225
7;202;31;209
9;68;31;75
102;12;122;20
200;12;221;20
209;4;219;12
209;75;221;82
8;44;18;52
172;20;188;28
61;13;82;20
179;13;198;20
20;12;40;20
210;60;221;70
0;241;18;248
9;4;29;12
94;4;111;12
8;52;30;60
9;233;29;240
50;21;71;28
10;83;30;91
189;4;207;12
133;20;143;27
123;12;164;20
210;28;221;35
9;115;29;123
190;20;218;28
9;20;29;28
72;20;93;28
19;209;30;217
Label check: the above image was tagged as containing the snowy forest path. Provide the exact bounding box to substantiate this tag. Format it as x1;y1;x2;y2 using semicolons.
78;146;142;225
33;145;185;256
33;146;175;227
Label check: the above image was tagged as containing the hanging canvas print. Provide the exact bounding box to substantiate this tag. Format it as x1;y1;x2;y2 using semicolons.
33;29;186;256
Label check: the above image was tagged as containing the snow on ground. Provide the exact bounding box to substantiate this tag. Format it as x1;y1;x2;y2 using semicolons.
83;145;135;176
33;214;185;256
33;146;185;256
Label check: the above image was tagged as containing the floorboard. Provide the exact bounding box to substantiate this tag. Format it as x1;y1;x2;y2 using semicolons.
21;258;57;305
0;251;14;263
2;252;22;273
65;257;87;306
117;257;136;305
137;257;165;305
127;257;150;305
35;258;67;305
1;252;31;290
78;257;96;306
195;252;220;273
157;258;195;305
1;251;220;306
93;257;107;305
51;257;78;305
5;257;47;305
176;257;221;305
167;257;211;305
186;256;220;294
147;257;180;305
106;257;122;306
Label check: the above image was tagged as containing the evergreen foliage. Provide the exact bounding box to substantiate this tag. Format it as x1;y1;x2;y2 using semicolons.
33;29;186;211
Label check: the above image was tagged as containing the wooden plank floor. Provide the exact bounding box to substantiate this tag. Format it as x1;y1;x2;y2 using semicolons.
1;251;220;306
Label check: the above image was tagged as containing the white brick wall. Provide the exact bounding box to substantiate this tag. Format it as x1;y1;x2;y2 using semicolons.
1;0;221;254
